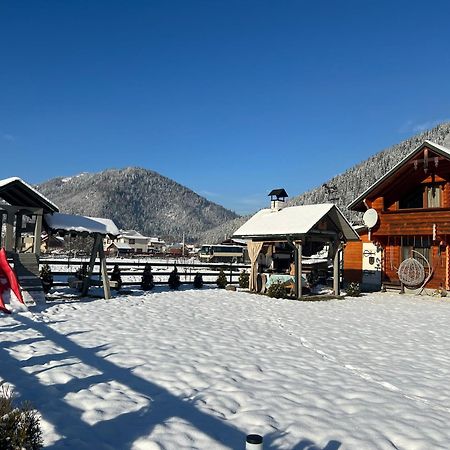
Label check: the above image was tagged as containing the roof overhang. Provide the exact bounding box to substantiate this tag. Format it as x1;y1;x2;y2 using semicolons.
348;140;450;212
44;213;120;237
0;177;59;213
233;203;359;242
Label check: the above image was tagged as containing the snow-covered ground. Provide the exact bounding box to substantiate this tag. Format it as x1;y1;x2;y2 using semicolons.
2;289;450;449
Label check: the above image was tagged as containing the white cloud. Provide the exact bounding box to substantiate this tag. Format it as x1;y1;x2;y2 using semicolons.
399;118;450;134
1;133;15;142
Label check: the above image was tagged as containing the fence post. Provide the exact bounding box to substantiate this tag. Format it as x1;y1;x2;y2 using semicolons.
246;434;263;449
229;261;233;284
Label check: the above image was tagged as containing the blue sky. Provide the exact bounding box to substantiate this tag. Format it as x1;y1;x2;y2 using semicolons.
1;1;450;214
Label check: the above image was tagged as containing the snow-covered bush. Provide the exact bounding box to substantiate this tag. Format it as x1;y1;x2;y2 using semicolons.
267;281;288;299
0;382;43;450
346;282;361;297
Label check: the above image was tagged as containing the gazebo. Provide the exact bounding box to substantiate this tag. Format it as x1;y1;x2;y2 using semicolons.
233;203;359;298
0;177;59;254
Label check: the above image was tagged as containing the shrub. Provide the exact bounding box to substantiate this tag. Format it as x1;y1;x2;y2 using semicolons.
193;273;203;288
110;264;122;290
0;382;43;450
216;269;227;289
267;281;288;299
238;270;249;289
141;264;154;291
346;282;361;297
39;264;53;294
168;266;181;290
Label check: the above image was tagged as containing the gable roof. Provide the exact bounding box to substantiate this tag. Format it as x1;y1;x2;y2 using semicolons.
0;177;59;213
268;188;288;198
348;140;450;211
233;203;359;241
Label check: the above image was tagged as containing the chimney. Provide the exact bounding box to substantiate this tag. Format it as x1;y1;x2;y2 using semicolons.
268;188;288;211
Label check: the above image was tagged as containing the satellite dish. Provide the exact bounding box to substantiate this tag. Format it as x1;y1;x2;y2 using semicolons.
363;209;378;229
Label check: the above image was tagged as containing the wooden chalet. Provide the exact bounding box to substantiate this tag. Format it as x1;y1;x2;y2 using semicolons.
345;140;450;292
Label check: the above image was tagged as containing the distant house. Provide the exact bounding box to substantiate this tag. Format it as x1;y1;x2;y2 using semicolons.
148;237;166;254
104;229;150;254
345;140;450;292
106;242;133;257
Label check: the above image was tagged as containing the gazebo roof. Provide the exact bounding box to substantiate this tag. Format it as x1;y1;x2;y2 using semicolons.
233;203;359;241
268;188;288;198
0;177;59;213
44;213;120;237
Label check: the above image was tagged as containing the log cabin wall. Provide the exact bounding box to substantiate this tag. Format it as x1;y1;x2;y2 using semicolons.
343;229;368;284
348;143;450;291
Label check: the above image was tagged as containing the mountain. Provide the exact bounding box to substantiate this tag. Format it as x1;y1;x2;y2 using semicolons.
288;122;450;221
199;122;450;243
37;167;239;242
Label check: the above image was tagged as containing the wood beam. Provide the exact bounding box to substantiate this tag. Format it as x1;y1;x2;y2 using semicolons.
82;234;102;296
333;242;341;296
98;242;111;300
33;211;43;256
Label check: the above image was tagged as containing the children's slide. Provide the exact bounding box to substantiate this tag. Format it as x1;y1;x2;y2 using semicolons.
0;248;24;314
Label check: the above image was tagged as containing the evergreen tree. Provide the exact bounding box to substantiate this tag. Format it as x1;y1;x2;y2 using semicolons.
216;269;227;289
193;273;203;289
141;264;154;291
168;266;181;290
39;264;53;294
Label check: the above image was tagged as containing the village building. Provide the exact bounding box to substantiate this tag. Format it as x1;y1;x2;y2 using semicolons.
233;190;359;298
345;140;450;292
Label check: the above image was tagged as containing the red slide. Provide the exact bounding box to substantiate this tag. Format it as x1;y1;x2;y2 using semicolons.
0;248;24;314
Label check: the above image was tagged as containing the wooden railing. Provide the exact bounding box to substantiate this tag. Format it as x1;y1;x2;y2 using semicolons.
40;257;251;287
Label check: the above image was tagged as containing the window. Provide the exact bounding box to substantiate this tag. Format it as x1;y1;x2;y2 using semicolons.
427;185;441;208
128;239;135;245
401;236;431;263
399;186;423;209
399;184;442;209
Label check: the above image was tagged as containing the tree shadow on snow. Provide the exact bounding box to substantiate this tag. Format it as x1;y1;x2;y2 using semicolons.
0;314;342;450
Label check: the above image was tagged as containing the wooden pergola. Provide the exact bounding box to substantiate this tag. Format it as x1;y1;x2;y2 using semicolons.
44;213;120;300
233;203;360;298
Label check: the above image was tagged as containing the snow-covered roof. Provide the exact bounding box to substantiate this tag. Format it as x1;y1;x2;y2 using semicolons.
348;140;450;211
109;242;132;250
233;203;359;241
0;177;59;213
44;213;120;237
120;229;150;240
149;237;165;244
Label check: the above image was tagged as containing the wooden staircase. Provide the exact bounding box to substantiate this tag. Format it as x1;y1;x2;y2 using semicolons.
10;253;46;304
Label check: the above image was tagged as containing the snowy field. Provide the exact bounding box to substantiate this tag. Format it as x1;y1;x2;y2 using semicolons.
2;289;450;449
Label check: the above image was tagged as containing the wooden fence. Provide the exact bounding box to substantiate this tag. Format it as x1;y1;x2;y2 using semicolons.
40;257;251;287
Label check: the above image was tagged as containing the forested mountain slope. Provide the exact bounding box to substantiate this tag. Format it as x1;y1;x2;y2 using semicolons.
37;167;239;242
200;122;450;243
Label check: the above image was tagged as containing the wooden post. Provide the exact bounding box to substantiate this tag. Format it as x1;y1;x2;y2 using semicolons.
14;212;22;252
33;211;43;255
4;209;14;252
333;243;341;296
98;242;111;300
295;241;302;300
82;234;102;296
0;212;3;248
